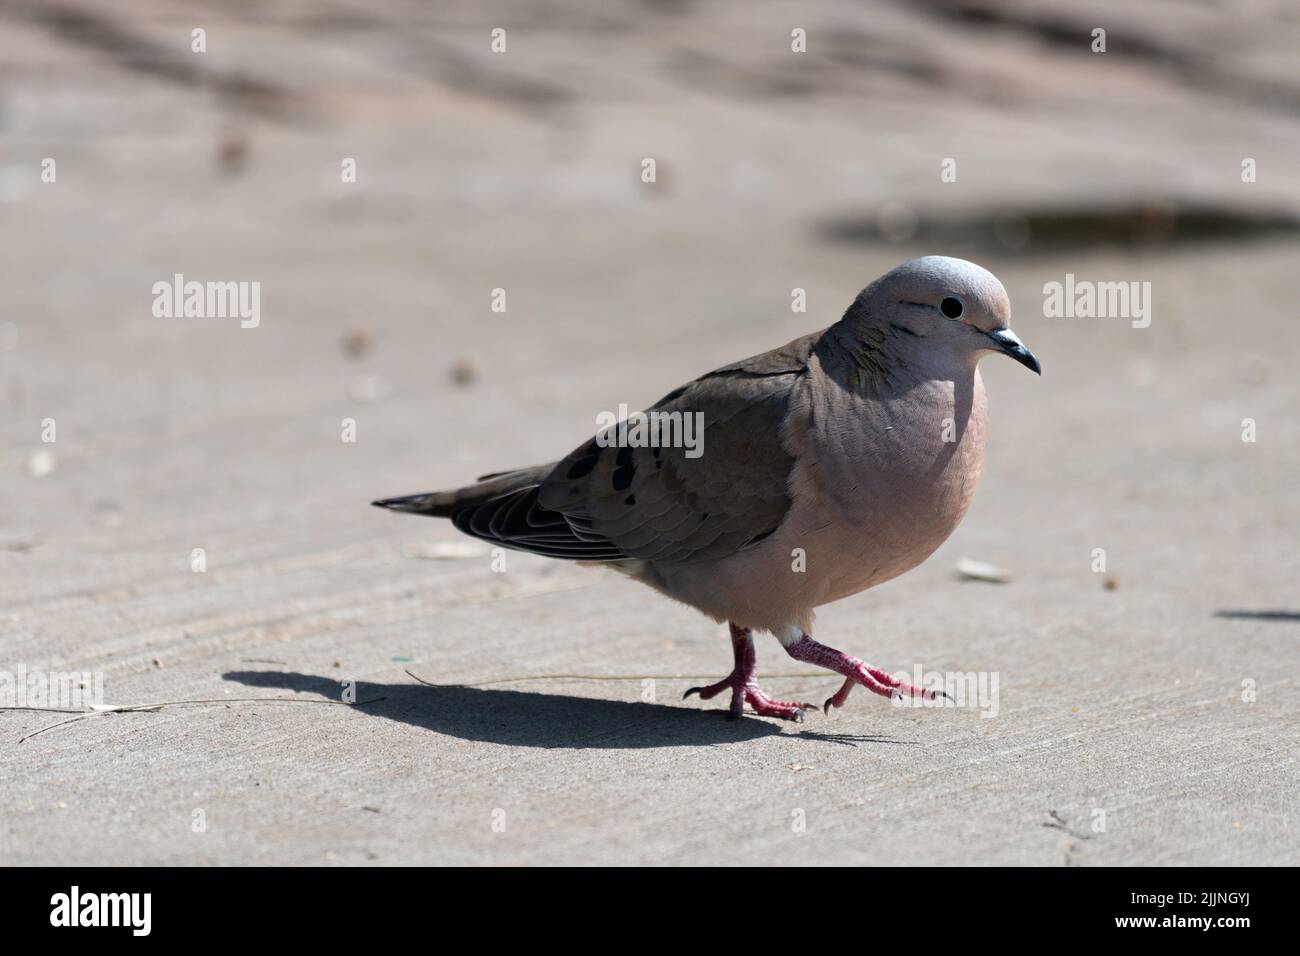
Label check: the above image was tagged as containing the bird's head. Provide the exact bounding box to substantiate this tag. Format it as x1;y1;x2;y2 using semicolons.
850;255;1041;375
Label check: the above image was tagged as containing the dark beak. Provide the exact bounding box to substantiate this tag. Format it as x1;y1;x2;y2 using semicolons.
985;328;1041;375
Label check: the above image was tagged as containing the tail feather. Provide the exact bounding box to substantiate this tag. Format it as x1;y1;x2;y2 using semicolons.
370;490;458;516
371;466;551;518
373;463;627;561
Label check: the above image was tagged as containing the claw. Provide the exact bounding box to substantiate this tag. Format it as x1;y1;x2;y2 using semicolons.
687;624;809;722
743;695;808;721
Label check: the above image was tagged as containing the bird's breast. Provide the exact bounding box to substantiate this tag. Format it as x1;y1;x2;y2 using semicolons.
792;368;988;600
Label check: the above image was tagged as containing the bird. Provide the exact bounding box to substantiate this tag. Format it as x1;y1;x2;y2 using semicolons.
374;256;1040;721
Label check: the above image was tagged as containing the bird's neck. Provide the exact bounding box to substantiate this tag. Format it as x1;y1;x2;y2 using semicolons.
818;316;976;397
803;338;989;534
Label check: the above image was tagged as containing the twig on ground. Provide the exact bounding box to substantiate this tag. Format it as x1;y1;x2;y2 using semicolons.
11;695;387;744
405;669;829;687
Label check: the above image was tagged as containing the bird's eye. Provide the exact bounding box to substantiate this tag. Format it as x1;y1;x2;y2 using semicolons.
939;296;964;320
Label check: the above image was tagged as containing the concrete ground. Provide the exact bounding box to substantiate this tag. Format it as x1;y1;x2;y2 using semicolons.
0;0;1297;865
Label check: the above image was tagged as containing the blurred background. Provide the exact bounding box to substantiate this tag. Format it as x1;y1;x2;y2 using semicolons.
0;0;1296;865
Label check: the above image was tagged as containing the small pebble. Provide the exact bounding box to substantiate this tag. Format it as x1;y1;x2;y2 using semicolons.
449;359;478;387
341;330;372;359
217;128;249;176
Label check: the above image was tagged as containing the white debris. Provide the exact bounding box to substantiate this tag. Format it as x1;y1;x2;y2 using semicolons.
956;557;1011;584
407;541;490;560
27;450;56;478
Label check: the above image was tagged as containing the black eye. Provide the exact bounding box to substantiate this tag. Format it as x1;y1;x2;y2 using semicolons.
939;296;964;319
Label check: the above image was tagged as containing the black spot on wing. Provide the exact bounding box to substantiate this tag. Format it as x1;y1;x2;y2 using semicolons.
612;445;636;491
566;450;600;480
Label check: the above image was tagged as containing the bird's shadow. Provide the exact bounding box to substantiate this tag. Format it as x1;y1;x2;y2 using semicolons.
1214;609;1300;623
222;670;899;749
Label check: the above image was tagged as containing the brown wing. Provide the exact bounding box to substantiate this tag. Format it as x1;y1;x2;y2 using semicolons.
535;331;819;564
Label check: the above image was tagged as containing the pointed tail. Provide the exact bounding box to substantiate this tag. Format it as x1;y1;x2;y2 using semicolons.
372;466;552;518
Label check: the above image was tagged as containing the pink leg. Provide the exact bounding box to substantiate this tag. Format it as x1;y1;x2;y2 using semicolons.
684;623;816;722
784;632;951;714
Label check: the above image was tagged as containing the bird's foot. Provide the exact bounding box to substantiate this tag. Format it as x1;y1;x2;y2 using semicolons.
744;686;815;722
684;678;814;722
784;634;952;714
684;622;816;721
821;665;953;714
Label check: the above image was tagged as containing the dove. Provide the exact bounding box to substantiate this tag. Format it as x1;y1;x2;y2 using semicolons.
375;256;1040;721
